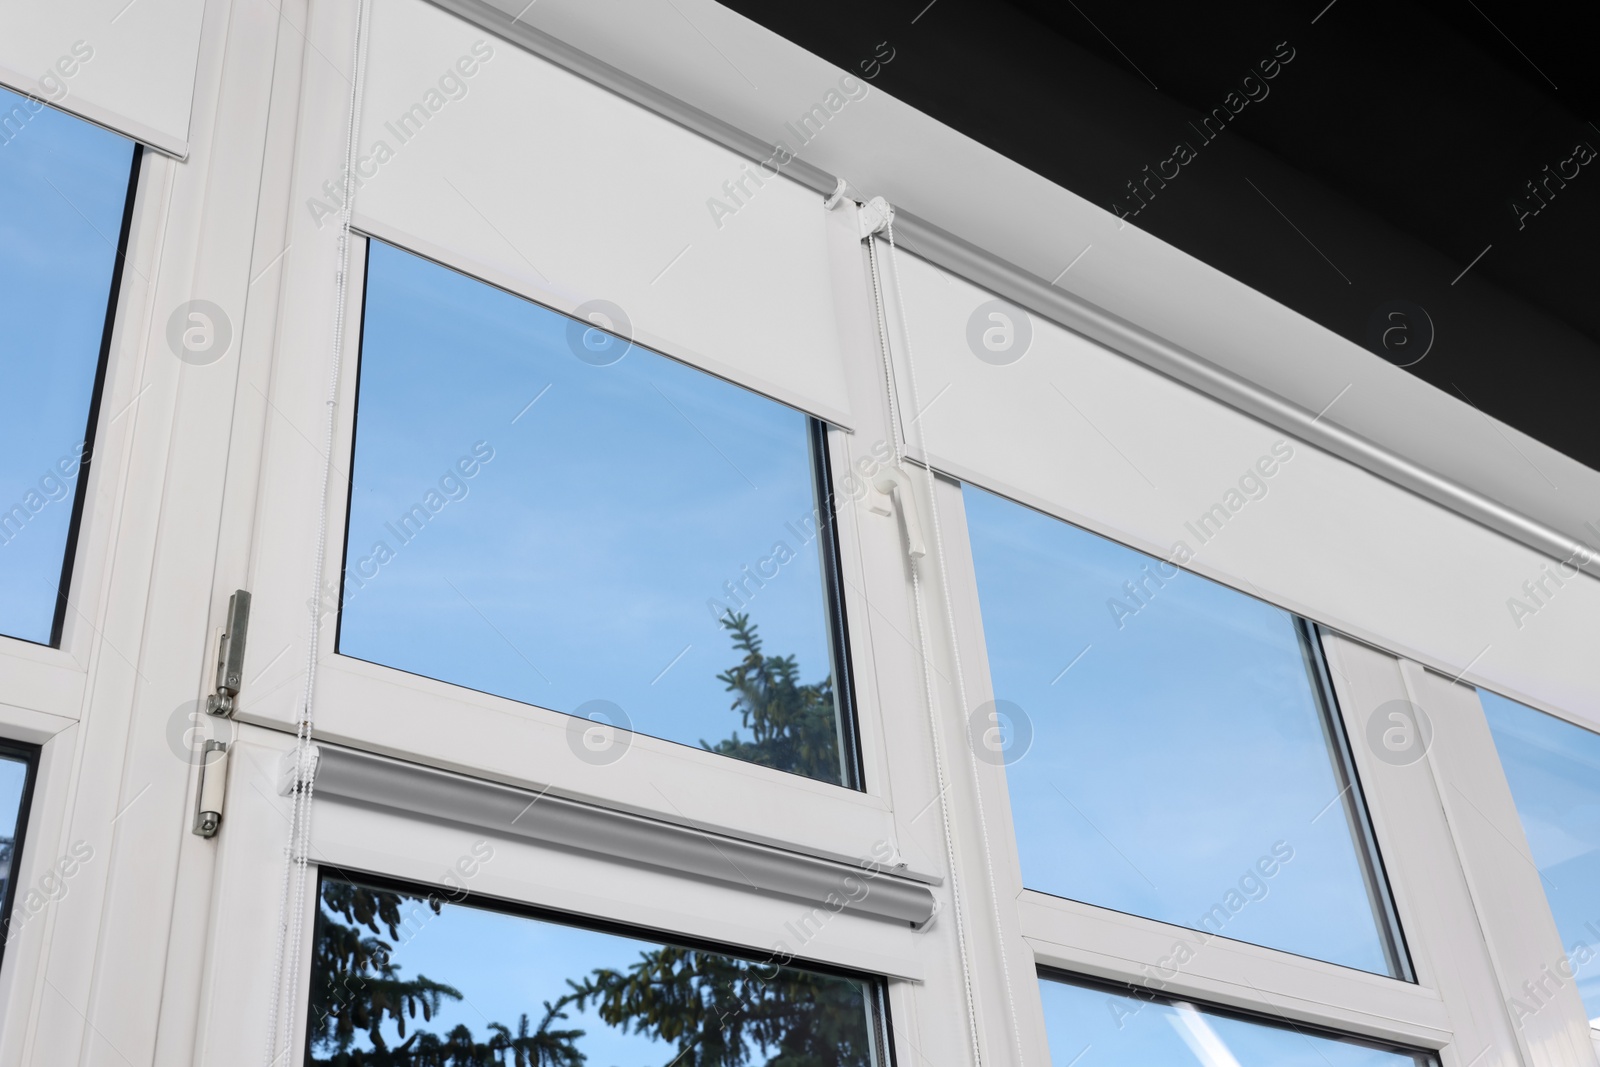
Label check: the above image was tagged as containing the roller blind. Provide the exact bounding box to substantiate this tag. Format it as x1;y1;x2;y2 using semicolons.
880;243;1600;722
347;0;856;428
0;0;205;156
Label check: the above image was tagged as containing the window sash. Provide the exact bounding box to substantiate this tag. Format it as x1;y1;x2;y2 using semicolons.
934;474;1522;1064
236;236;929;874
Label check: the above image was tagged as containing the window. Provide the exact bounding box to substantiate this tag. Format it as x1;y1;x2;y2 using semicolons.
962;484;1407;976
0;86;138;646
308;873;888;1065
338;241;858;786
1037;972;1432;1066
0;742;38;967
1479;689;1600;1025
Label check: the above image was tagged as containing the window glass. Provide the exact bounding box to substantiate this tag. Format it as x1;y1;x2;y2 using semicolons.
0;88;136;645
1038;973;1429;1067
963;484;1404;976
308;874;884;1066
1479;689;1600;1024
0;747;37;964
340;241;853;785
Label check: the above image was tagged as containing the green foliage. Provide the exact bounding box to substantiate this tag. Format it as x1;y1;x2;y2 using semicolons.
309;883;585;1067
309;880;461;1055
567;945;873;1067
702;613;841;784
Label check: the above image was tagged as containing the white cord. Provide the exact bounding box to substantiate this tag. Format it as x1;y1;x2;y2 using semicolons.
262;1;370;1062
876;221;1029;1065
865;235;987;1067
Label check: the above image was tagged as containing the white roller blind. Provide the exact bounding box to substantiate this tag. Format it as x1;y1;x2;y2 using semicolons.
347;0;855;428
0;0;205;156
882;243;1600;724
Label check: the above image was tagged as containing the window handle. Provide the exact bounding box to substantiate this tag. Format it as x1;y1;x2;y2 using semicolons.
871;466;927;559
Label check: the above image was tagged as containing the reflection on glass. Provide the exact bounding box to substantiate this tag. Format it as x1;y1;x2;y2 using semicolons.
0;749;35;965
308;875;882;1066
341;241;851;785
963;485;1403;975
0;87;136;645
1480;690;1600;1024
1039;974;1429;1067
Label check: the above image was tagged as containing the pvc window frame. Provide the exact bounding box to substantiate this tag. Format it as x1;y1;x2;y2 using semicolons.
928;472;1600;1066
193;729;953;1065
0;738;41;973
238;225;942;873
0;132;165;1043
329;237;868;794
0;129;176;1062
932;477;1441;1059
1036;967;1441;1066
0;706;101;1058
855;231;1600;1062
0;138;149;680
204;3;1600;1065
221;10;972;1056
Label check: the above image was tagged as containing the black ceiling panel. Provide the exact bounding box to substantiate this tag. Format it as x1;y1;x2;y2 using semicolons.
718;0;1600;472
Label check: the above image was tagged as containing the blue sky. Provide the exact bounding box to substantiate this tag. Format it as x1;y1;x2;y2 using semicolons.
963;484;1398;976
347;890;678;1064
341;241;843;782
0;756;25;840
0;87;133;645
1040;975;1422;1066
1480;690;1600;1022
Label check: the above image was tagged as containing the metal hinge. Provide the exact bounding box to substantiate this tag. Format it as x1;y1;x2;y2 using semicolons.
193;740;230;837
205;589;251;717
192;589;249;838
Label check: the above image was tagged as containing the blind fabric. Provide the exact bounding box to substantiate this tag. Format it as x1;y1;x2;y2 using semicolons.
0;0;206;156
348;0;856;428
881;243;1600;724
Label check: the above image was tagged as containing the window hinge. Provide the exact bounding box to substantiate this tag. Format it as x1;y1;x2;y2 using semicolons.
868;466;927;559
205;589;252;717
192;740;230;837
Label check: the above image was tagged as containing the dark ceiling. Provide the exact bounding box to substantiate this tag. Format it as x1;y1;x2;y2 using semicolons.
717;0;1600;473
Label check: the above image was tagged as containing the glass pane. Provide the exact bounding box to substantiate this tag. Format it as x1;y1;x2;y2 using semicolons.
1480;690;1600;1024
1039;974;1428;1067
0;88;135;645
0;750;35;964
340;241;851;785
308;875;882;1066
963;484;1403;975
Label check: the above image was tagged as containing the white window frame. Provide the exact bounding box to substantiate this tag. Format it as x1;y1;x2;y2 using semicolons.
191;726;970;1065
0;132;175;1057
237;214;958;868
869;293;1600;1065
0;100;258;1061
0;142;156;708
175;3;1600;1066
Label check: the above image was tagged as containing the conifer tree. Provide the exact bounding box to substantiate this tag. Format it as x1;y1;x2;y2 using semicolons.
702;613;841;784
